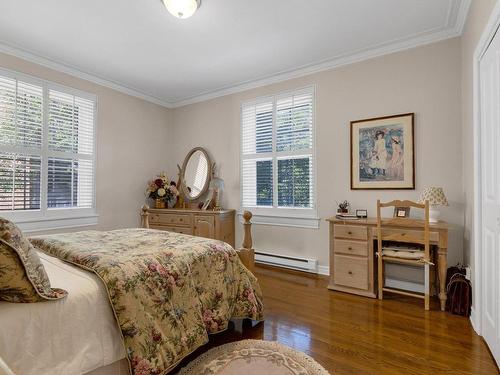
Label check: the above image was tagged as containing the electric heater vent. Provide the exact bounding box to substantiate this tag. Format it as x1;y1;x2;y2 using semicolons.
255;251;318;273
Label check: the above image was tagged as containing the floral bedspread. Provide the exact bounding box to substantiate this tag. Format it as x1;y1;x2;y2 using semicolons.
30;229;263;375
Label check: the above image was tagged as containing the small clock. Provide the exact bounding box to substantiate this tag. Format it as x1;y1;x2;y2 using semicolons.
356;209;368;218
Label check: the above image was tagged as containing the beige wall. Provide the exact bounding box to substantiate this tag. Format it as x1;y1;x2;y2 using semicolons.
171;38;464;270
0;52;172;231
461;0;498;267
0;29;471;274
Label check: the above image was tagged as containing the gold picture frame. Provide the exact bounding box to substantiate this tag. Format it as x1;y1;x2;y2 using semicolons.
351;113;415;190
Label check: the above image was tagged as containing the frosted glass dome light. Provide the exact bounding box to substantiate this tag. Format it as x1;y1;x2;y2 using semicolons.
163;0;201;19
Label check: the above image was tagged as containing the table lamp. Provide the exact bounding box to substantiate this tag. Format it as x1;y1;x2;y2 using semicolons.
418;187;449;223
209;176;224;211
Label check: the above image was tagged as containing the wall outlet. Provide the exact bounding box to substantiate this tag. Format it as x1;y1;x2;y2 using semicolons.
465;266;471;280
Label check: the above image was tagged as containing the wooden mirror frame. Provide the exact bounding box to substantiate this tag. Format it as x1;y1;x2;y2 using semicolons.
179;147;212;202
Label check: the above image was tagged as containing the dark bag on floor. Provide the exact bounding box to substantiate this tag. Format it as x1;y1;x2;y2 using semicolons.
445;269;472;317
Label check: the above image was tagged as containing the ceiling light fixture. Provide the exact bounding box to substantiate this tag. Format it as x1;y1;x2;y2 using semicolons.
162;0;201;19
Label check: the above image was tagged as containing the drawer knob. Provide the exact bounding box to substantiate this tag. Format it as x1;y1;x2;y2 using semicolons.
348;271;353;275
348;231;352;235
348;247;353;250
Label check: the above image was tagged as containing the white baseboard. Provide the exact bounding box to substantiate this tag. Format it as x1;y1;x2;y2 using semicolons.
317;265;329;276
470;307;481;335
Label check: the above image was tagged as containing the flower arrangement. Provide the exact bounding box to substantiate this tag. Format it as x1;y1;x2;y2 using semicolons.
336;200;350;213
145;172;180;208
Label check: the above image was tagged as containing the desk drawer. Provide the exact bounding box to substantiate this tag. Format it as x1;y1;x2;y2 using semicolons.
334;255;368;290
334;225;367;241
335;239;368;257
377;228;439;244
150;213;192;226
150;224;193;235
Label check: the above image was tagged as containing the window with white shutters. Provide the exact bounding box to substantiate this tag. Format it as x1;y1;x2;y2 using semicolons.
0;68;97;229
241;87;316;223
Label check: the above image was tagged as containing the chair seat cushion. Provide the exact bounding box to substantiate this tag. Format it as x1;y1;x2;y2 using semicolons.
382;249;425;260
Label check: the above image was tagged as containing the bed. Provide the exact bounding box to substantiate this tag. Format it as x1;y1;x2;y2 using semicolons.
0;210;262;375
0;251;127;375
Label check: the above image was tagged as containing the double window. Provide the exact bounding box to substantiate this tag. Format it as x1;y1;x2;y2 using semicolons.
241;87;316;224
0;69;96;229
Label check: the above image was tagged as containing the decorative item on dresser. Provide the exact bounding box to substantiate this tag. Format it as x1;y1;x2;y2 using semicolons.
145;172;179;209
140;206;236;248
209;174;225;211
326;212;449;311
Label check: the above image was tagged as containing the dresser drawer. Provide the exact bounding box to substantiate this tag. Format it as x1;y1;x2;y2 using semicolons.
333;255;368;290
335;239;368;257
150;224;193;235
334;225;367;241
150;213;192;226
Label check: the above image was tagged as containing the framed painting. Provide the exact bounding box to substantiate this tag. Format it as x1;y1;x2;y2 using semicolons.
350;113;415;190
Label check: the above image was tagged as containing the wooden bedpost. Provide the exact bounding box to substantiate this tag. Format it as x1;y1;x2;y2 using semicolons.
141;205;150;229
238;211;255;274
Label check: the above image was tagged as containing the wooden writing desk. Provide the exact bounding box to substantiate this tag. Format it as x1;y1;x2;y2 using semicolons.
326;217;448;311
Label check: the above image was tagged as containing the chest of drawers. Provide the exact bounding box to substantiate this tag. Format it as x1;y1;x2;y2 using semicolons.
328;220;376;298
146;208;235;248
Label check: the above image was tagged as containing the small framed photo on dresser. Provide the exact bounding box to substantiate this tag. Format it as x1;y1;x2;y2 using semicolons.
350;113;415;190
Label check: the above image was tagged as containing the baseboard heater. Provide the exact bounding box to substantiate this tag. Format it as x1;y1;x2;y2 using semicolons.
255;251;318;273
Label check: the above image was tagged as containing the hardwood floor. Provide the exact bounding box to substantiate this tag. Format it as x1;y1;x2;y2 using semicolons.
175;265;499;374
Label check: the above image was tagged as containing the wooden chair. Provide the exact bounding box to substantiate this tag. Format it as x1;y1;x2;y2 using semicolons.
376;199;434;310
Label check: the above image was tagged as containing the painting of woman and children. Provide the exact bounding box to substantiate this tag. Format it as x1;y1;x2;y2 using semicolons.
350;113;414;189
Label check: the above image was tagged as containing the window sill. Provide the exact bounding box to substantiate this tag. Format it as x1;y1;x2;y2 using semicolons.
238;211;320;229
2;213;99;233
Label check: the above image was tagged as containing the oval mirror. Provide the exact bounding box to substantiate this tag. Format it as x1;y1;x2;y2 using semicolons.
181;147;212;201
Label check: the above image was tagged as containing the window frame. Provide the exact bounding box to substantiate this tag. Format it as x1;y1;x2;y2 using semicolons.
240;85;318;228
0;67;98;232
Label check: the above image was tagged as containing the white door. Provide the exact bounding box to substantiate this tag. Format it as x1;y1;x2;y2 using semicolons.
480;25;500;366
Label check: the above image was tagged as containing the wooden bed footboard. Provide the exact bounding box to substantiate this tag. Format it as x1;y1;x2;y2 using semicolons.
238;211;255;273
140;205;255;273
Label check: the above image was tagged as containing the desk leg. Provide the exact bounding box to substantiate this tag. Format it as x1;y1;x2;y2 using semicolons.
438;233;448;311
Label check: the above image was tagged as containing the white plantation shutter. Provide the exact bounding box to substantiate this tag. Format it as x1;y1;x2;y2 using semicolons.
241;87;315;213
0;68;96;220
48;89;95;208
276;92;313;152
0;154;41;211
0;75;43;211
241;99;274;207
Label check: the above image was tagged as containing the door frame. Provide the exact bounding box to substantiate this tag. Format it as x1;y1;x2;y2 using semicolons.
473;0;500;335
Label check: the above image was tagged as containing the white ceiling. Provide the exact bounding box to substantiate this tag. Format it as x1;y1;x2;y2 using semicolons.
0;0;470;107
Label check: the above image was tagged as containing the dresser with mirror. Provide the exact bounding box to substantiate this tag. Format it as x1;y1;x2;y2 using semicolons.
144;147;235;247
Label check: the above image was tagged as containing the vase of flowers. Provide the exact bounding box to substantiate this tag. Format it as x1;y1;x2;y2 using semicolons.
336;200;350;214
145;172;180;209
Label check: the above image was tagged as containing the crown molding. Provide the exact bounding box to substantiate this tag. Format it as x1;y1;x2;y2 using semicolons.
0;0;471;109
171;28;457;107
0;42;174;108
172;0;471;108
453;0;472;35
